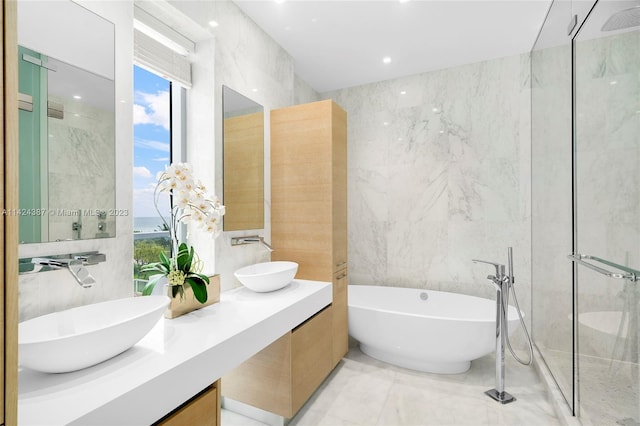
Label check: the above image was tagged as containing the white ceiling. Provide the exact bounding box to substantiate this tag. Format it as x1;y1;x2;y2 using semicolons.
233;0;552;93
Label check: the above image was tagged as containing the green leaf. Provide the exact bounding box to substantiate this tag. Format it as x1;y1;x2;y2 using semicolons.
159;251;171;269
171;284;182;299
176;243;192;271
186;277;208;304
140;262;168;274
142;275;164;296
189;272;209;284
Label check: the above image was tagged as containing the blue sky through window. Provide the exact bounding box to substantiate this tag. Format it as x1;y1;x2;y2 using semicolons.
133;65;171;219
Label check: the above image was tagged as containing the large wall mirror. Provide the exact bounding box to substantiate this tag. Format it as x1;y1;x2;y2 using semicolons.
222;86;265;231
17;0;115;243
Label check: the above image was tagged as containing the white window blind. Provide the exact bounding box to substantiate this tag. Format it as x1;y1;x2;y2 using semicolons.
134;29;192;87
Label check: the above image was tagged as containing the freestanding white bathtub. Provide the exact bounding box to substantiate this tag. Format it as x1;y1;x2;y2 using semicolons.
348;285;519;374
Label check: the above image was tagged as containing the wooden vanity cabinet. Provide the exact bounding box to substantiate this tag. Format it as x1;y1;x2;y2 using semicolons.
271;99;348;367
156;380;220;426
222;306;333;418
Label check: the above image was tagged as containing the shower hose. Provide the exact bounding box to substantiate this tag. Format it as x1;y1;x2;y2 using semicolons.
503;276;534;366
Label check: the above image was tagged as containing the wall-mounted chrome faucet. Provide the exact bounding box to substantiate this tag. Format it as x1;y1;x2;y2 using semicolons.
231;235;274;252
20;251;106;288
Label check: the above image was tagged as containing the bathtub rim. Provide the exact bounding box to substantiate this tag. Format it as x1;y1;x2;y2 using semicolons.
348;284;522;324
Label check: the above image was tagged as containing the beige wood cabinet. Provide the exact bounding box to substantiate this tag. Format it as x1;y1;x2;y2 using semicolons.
271;99;348;368
157;381;221;426
223;306;332;418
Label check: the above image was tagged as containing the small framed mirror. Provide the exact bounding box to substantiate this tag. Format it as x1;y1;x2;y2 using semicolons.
222;86;265;231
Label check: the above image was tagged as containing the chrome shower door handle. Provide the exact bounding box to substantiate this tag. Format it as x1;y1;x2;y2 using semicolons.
567;253;639;282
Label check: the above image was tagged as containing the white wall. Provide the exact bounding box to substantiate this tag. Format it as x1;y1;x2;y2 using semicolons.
18;0;133;321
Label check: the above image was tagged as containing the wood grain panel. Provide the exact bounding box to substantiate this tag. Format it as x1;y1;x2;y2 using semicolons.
223;111;264;231
157;382;219;426
271;100;347;282
222;333;292;417
3;1;19;423
272;249;333;282
291;306;332;414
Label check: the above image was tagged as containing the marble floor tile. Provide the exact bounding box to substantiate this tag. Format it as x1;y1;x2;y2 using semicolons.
290;346;561;426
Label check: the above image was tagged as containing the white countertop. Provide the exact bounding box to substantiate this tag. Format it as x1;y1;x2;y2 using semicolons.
18;279;332;425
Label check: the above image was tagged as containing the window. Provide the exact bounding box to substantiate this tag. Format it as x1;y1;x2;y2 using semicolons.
132;65;172;293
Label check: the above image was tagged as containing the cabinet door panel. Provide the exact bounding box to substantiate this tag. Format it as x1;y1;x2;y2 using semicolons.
158;383;219;426
222;334;292;417
332;271;348;366
291;306;332;414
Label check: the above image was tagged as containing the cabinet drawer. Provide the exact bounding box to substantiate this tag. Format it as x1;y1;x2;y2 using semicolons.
291;306;333;414
157;381;219;426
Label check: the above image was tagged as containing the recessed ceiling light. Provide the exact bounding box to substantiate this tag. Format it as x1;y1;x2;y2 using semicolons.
400;91;406;95
383;57;391;64
252;88;258;92
610;80;617;85
399;0;411;3
275;0;286;4
73;95;82;100
383;122;389;126
208;20;219;28
439;130;444;134
432;107;439;112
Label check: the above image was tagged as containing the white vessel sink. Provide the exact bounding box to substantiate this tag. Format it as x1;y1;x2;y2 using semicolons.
235;261;298;292
19;295;169;373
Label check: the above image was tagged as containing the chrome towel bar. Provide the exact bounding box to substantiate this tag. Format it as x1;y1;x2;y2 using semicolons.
567;253;639;282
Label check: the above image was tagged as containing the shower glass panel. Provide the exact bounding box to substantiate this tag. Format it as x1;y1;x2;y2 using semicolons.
573;1;639;423
531;0;575;413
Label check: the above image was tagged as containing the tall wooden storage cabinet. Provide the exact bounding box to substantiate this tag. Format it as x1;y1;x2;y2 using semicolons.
222;100;347;419
271;99;348;368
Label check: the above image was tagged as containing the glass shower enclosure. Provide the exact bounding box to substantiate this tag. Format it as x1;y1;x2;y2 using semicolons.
532;0;639;424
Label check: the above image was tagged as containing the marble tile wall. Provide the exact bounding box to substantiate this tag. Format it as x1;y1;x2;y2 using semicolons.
47;96;115;241
18;0;133;322
322;54;533;333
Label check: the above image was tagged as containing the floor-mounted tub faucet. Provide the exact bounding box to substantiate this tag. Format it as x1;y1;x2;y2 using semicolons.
472;247;534;404
472;255;515;404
